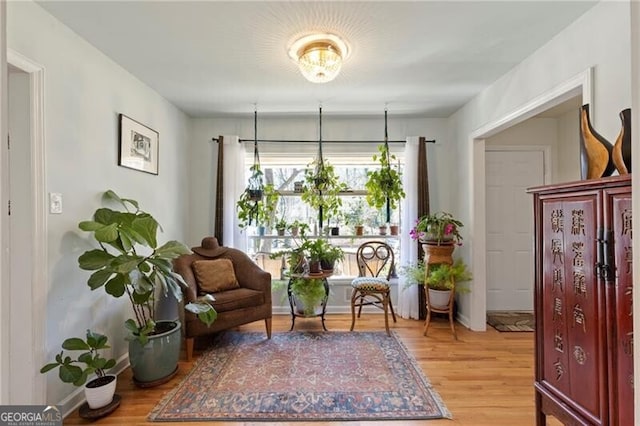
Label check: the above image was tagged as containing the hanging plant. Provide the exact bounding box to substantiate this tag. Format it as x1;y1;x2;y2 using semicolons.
301;158;347;227
301;107;347;229
365;110;405;223
237;110;271;229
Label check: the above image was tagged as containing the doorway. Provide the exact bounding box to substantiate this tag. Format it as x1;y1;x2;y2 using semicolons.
3;50;46;404
485;148;545;312
467;68;592;331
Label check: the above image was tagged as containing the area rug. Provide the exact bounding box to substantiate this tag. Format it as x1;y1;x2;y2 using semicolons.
487;311;535;332
149;331;451;422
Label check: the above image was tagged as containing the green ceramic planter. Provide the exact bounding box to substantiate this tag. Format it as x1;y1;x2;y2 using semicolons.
128;320;181;385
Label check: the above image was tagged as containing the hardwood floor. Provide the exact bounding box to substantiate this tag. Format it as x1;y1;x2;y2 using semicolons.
64;314;542;425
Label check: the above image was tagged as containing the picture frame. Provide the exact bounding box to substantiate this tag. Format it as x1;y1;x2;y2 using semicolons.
118;114;159;175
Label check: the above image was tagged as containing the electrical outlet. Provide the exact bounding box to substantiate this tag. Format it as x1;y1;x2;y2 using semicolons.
49;192;62;214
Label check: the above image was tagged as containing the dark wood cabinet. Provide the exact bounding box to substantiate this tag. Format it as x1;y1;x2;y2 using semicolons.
529;175;633;426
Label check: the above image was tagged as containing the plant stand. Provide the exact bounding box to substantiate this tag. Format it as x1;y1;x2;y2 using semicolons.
288;272;331;331
422;242;457;339
79;394;121;420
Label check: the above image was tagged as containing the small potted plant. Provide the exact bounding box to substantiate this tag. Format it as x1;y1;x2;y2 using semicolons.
275;217;288;236
401;259;472;308
40;330;117;410
410;211;464;246
288;220;309;237
289;277;326;316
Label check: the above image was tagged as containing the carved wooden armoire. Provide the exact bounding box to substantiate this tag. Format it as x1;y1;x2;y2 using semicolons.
529;175;633;425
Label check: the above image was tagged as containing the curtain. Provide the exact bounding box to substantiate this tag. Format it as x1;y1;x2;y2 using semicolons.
214;136;224;244
397;136;420;319
417;136;430;319
219;135;247;252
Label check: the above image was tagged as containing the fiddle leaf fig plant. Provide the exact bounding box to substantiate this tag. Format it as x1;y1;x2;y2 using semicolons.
78;190;217;345
40;329;116;387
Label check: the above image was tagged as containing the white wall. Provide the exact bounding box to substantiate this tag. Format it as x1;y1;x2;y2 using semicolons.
556;108;581;183
188;115;451;247
450;0;632;329
7;1;191;407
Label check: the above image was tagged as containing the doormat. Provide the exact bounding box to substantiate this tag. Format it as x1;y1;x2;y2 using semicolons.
149;331;451;422
487;311;534;332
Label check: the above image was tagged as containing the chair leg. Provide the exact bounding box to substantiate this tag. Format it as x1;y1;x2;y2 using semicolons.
423;309;432;337
388;291;397;323
449;309;458;340
185;337;194;362
350;289;358;331
383;295;391;336
265;317;272;339
357;295;364;318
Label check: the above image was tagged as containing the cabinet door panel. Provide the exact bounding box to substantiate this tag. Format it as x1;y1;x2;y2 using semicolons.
539;193;606;425
540;199;571;397
561;196;603;422
605;188;633;425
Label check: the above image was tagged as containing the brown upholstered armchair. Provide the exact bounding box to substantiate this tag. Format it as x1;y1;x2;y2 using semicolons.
173;237;272;360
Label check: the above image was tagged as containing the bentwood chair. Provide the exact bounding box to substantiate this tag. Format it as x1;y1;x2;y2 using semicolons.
349;241;397;336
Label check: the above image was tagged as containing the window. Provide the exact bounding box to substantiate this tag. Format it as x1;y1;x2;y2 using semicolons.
242;141;404;280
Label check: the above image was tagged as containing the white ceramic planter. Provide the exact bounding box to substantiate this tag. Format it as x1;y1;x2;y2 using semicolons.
85;374;117;409
428;288;452;310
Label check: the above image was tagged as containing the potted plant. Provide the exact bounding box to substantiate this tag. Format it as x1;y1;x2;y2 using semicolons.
303;238;326;274
410;211;464;246
289;277;326;316
318;240;344;272
40;330;117;410
78;190;216;386
275;217;287;236
301;158;347;229
237;182;279;232
365;142;405;223
401;259;472;308
288;220;309;237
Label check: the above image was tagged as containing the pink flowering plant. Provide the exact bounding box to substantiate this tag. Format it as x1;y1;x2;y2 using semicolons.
410;211;464;245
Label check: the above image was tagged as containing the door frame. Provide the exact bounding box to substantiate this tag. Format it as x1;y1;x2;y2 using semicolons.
3;49;47;403
484;145;549;311
466;67;593;331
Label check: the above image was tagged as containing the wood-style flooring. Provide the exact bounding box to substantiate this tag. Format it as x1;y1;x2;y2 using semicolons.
64;314;551;426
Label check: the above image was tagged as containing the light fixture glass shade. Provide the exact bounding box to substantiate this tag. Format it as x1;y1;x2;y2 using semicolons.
288;33;349;84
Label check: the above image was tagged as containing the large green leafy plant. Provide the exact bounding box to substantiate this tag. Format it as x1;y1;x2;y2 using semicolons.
78;190;216;345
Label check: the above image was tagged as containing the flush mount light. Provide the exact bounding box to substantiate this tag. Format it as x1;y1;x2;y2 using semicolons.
288;33;349;84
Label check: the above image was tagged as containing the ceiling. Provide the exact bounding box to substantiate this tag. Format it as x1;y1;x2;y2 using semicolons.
36;1;598;118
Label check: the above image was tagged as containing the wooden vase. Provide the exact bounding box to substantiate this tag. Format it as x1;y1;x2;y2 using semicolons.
612;108;632;175
579;104;615;179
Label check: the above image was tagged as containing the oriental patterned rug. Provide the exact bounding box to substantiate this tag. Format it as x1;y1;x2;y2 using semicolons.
149;331;451;422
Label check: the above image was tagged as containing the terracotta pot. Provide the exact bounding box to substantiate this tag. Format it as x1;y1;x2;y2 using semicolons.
389;225;399;235
355;225;364;236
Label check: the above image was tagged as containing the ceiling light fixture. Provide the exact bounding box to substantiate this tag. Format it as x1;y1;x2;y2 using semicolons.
288;33;349;84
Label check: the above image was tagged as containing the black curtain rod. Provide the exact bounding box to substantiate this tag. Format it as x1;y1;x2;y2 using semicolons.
211;137;436;144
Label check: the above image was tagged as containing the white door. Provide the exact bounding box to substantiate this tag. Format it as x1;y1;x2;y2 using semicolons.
485;149;544;311
8;68;35;404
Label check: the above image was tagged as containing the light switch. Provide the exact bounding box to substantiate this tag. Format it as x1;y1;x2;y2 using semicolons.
49;192;62;214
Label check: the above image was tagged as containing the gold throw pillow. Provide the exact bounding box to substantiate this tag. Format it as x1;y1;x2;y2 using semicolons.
192;258;239;293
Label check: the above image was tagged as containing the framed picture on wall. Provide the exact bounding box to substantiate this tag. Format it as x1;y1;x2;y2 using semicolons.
118;114;159;175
